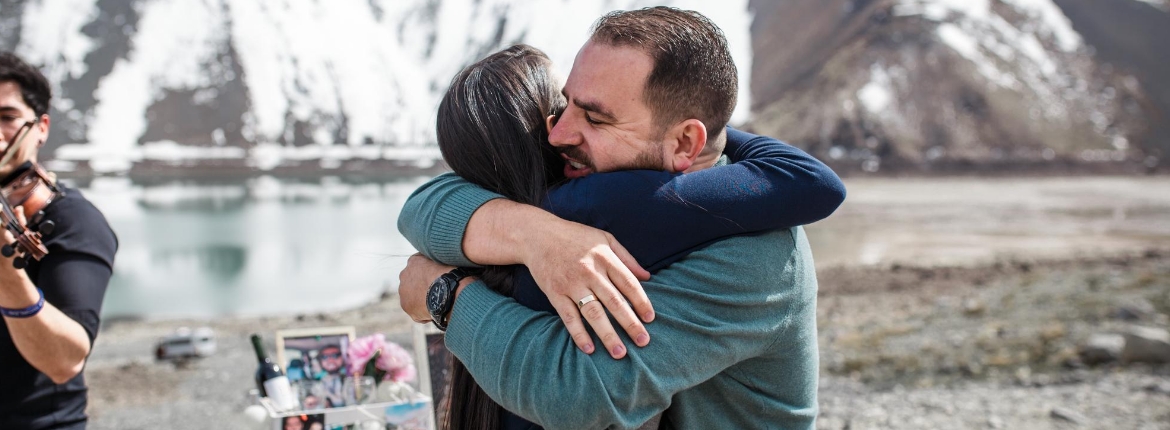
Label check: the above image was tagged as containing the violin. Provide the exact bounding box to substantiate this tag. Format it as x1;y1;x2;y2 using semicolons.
0;121;61;269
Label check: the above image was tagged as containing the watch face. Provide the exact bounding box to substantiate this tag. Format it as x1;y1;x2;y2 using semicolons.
426;273;458;323
426;279;449;315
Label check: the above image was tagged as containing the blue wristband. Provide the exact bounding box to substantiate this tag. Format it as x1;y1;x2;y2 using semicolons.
0;288;44;318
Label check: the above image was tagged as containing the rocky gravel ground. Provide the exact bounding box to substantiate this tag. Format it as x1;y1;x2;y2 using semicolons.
84;250;1170;429
815;249;1170;429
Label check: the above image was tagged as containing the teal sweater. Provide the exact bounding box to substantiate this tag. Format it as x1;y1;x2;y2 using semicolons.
398;179;820;429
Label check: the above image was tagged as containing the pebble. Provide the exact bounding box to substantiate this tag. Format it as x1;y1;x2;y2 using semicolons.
963;298;986;316
1050;406;1089;425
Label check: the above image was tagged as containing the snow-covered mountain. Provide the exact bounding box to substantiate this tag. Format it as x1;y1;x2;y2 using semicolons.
3;0;1166;175
0;0;751;174
746;0;1167;174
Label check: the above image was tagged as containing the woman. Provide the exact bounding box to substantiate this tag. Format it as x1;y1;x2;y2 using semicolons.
434;44;563;430
433;45;841;429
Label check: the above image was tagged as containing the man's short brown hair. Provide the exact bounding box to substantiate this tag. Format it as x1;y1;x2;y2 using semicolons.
590;7;737;140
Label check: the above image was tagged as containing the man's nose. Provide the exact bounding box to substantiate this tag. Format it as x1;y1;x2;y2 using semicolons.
547;109;580;148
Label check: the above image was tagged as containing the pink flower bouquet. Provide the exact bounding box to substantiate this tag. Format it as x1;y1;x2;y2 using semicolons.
347;333;416;384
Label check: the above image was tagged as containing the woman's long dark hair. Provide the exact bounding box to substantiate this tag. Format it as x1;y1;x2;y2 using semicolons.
435;44;567;430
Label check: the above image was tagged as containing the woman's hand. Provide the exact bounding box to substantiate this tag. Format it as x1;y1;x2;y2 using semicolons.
519;220;653;359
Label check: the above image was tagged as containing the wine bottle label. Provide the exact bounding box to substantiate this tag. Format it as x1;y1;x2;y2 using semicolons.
263;376;298;411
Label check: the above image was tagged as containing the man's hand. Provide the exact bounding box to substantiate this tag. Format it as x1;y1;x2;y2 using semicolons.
515;218;654;359
397;253;455;324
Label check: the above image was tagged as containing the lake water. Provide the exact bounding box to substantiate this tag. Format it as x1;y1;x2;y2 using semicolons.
73;175;1170;320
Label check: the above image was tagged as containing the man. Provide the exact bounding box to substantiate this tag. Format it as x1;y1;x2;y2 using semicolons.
0;52;118;429
398;8;842;429
317;344;346;407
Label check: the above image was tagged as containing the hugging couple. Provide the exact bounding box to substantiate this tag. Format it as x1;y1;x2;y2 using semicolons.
397;6;846;430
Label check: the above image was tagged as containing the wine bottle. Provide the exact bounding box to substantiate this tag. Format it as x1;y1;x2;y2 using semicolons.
251;334;297;411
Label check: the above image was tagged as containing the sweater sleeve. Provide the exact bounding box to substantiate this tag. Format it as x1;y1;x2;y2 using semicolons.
396;172;504;267
543;127;845;270
444;230;806;430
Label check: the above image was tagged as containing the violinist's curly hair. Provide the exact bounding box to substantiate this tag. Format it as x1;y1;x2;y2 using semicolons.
434;44;567;430
0;52;52;117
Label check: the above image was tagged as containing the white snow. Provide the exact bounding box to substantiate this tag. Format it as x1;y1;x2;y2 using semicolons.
1132;0;1170;11
140;140;245;161
936;23;1019;89
1000;0;1082;52
16;0;99;106
86;0;227;173
896;0;1085;120
858;65;894;113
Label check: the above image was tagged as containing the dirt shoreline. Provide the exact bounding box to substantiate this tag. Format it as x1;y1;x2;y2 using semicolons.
85;249;1170;429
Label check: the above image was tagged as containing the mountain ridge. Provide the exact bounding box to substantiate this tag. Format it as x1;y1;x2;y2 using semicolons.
745;0;1165;174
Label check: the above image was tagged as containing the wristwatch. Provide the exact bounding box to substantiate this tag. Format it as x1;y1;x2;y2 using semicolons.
426;267;476;331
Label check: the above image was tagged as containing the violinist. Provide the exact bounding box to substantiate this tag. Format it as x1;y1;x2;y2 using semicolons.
0;52;118;430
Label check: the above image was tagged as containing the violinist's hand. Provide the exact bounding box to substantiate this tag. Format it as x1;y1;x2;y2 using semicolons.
398;253;455;324
0;205;27;258
0;206;33;283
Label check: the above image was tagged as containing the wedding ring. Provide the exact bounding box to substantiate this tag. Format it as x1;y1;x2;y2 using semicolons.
576;294;597;308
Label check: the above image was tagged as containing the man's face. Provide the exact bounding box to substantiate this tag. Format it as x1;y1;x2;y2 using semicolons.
548;41;668;179
319;346;342;373
0;81;48;175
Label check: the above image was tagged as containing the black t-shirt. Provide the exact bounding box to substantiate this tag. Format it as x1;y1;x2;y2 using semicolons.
0;183;118;430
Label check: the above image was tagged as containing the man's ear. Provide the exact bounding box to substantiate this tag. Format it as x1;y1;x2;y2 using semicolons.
546;115;558;134
37;114;50;146
664;119;707;172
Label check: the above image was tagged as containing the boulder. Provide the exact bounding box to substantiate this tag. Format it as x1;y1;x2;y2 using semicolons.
1079;333;1124;365
1121;326;1170;363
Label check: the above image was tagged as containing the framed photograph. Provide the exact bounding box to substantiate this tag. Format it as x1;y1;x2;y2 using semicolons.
275;413;324;430
276;326;355;408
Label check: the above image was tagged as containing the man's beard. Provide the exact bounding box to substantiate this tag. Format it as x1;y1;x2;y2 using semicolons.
558;140;664;173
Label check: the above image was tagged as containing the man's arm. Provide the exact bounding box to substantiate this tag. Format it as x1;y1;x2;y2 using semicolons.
0;251;109;384
443;230;806;429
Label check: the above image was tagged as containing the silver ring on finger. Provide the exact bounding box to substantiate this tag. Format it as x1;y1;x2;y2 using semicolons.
576;294;597;309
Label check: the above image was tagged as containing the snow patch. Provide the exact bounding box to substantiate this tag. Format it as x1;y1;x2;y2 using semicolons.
936;23;1019;88
141;141;246;161
16;0;99;98
1132;0;1170;11
858;65;894;113
86;0;227;173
